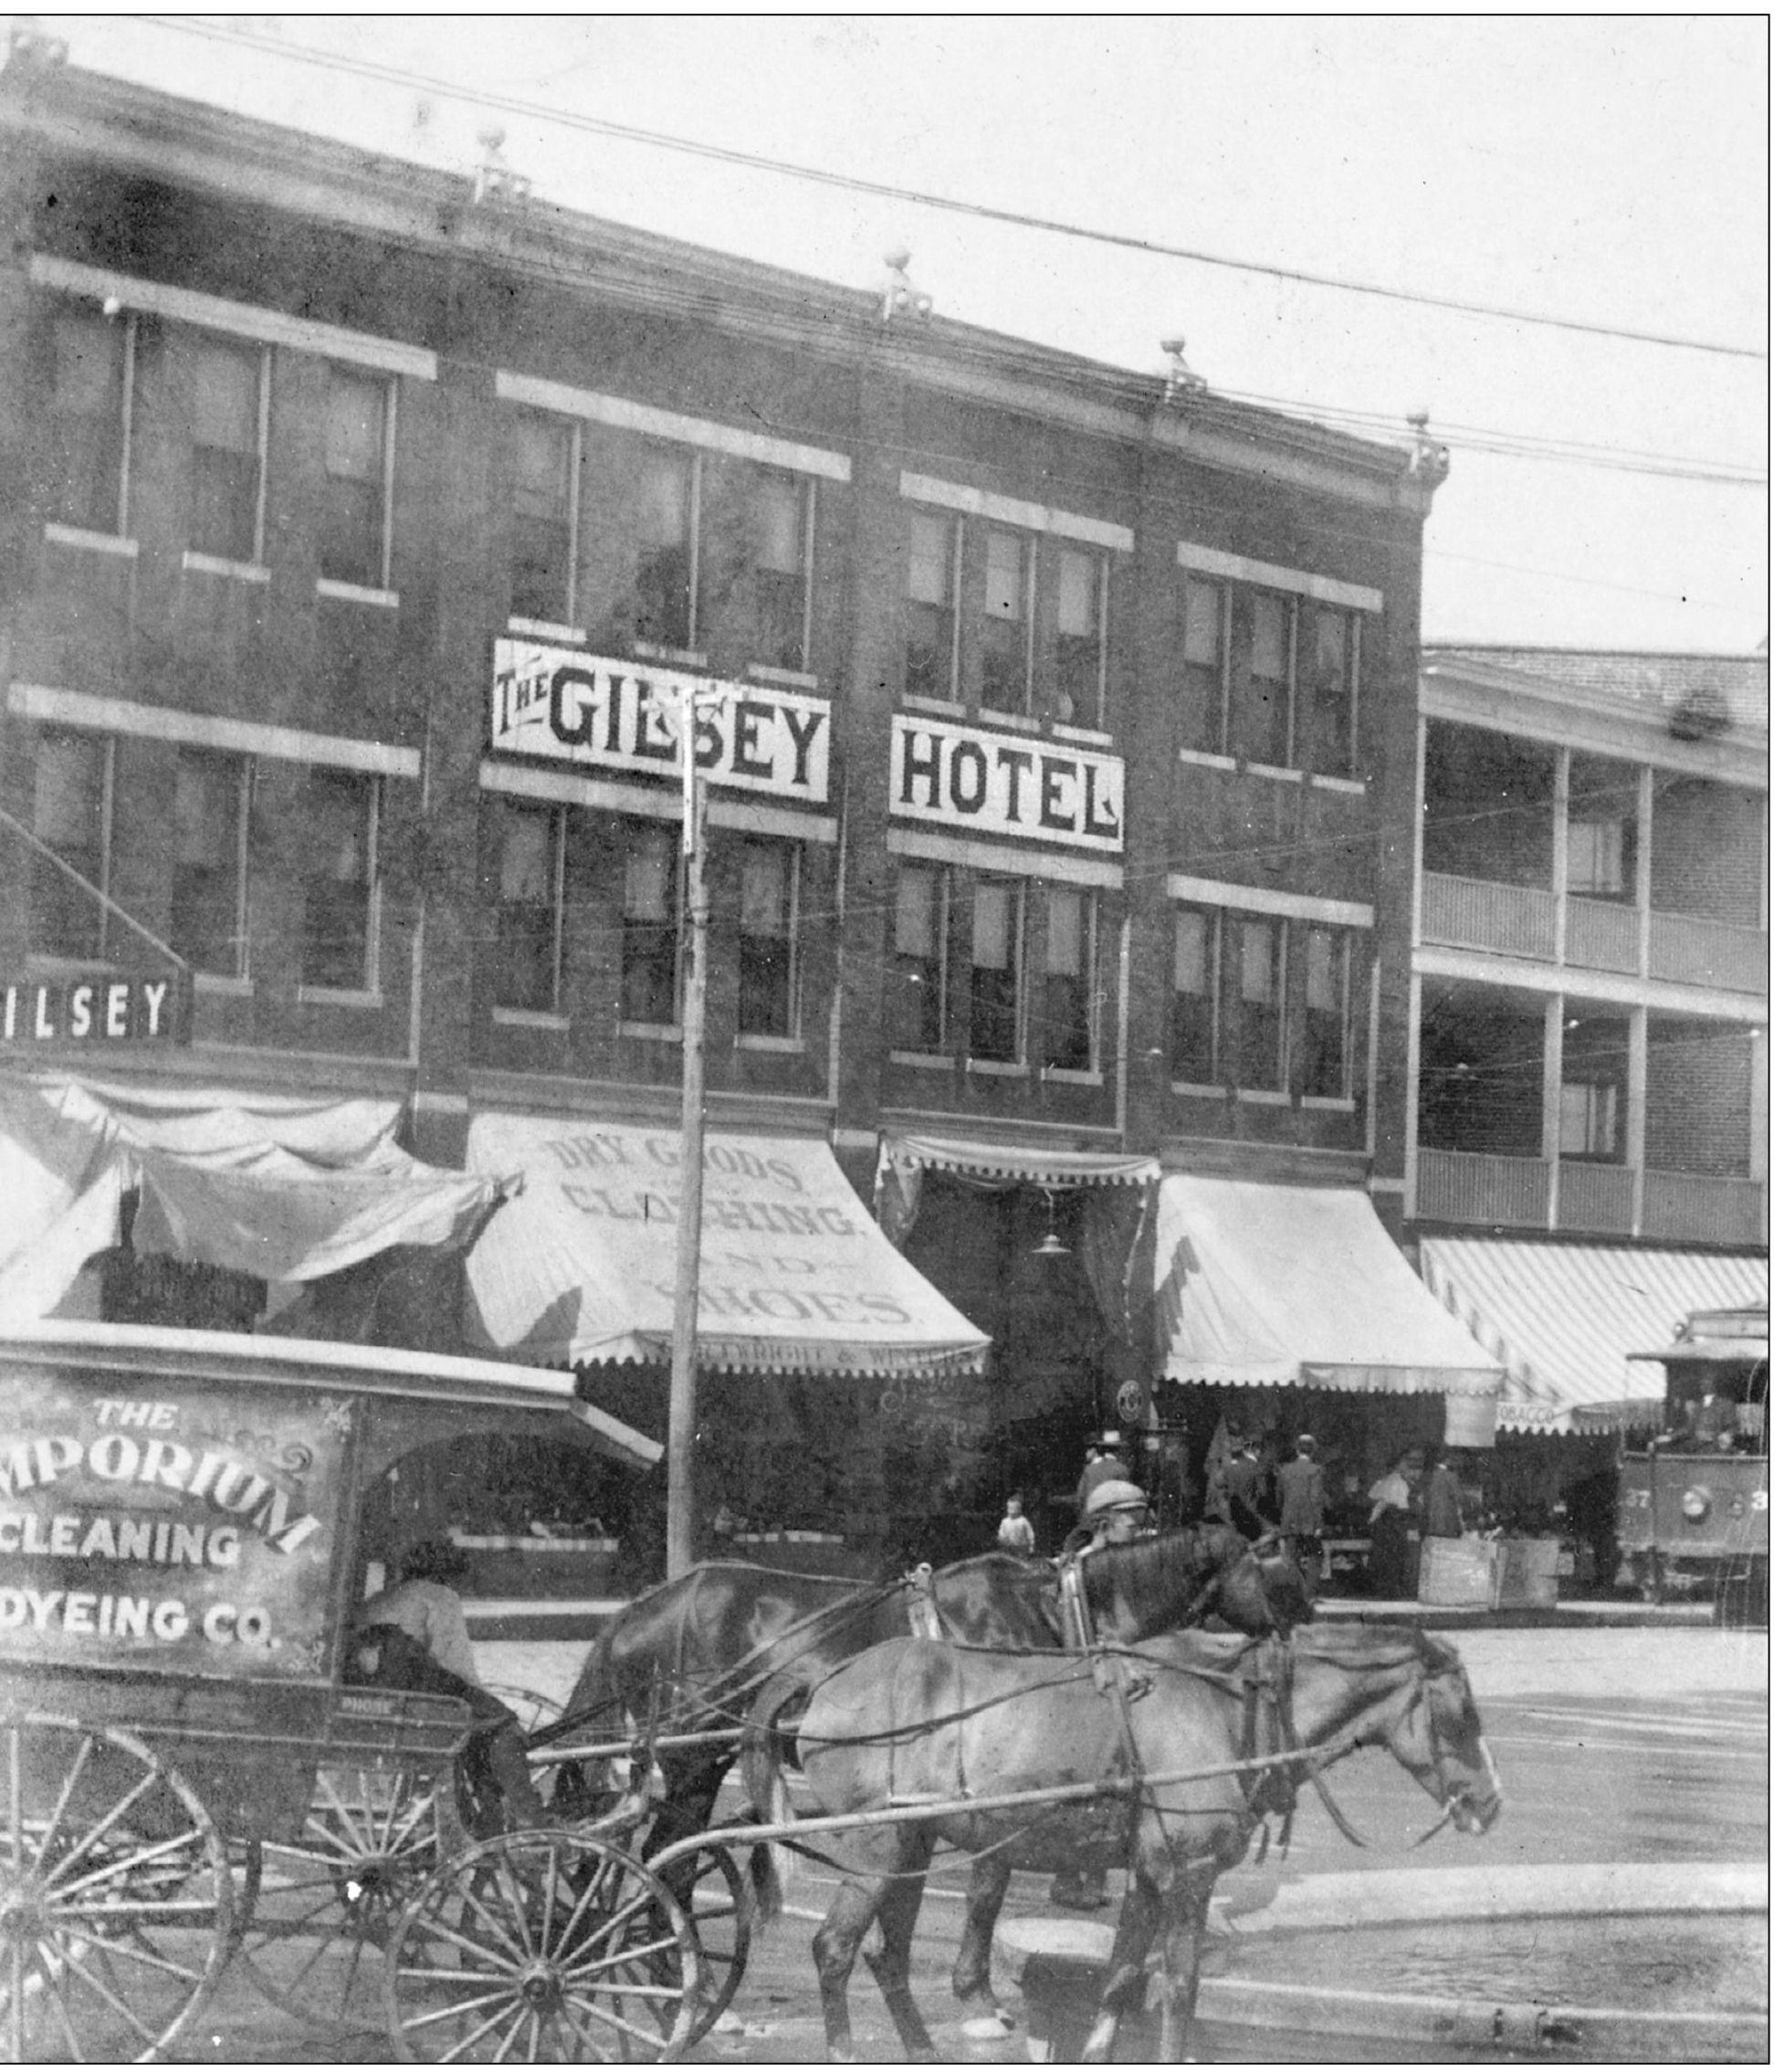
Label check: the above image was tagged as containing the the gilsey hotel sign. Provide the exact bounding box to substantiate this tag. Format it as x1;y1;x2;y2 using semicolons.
492;638;831;805
890;713;1125;855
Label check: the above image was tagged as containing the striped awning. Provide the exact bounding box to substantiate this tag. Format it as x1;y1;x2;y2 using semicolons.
1420;1239;1769;1435
879;1134;1160;1190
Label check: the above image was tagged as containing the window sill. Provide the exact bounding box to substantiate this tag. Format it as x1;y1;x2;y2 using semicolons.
736;1033;804;1053
888;1049;954;1070
1179;747;1238;773
1236;1086;1291;1106
316;578;398;609
966;1057;1027;1078
183;551;269;584
1310;772;1365;796
1170;1079;1227;1099
1241;761;1301;784
1302;1094;1357;1112
1052;721;1113;747
508;615;585;647
632;640;706;669
975;708;1039;732
194;973;253;998
618;1019;683;1042
903;694;965;717
494;1006;570;1031
1041;1067;1104;1087
747;663;819;690
44;523;138;559
295;985;383;1009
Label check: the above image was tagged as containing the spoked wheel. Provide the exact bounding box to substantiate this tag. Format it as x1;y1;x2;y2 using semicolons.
385;1830;704;2063
662;1844;749;2047
233;1763;442;2035
482;1686;564;1737
0;1714;234;2063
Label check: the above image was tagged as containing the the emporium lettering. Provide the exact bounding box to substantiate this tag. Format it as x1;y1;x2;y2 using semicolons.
889;715;1125;854
491;640;831;805
0;1433;323;1555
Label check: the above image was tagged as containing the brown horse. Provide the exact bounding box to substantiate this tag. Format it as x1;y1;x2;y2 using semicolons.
743;1624;1500;2062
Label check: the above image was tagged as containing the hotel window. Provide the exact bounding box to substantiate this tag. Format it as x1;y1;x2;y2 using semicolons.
1303;926;1351;1099
906;510;958;700
1560;1079;1621;1161
981;528;1032;715
170;750;249;979
1041;886;1096;1071
510;410;578;627
891;862;948;1051
490;799;565;1015
299;767;378;993
1170;906;1220;1083
1235;915;1286;1089
620;824;682;1026
738;839;800;1038
188;336;266;565
31;730;111;961
1055;547;1106;728
47;303;134;536
633;445;697;650
969;877;1023;1062
1301;605;1357;777
1234;591;1293;768
1181;577;1228;754
752;470;811;672
320;368;391;590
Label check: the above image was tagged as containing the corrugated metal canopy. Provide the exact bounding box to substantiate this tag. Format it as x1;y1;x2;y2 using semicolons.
1420;1239;1769;1435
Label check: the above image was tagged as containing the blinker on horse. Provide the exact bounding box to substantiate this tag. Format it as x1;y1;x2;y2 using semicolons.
743;1623;1500;2064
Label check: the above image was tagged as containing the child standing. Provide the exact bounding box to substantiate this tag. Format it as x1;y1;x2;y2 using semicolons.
996;1492;1036;1555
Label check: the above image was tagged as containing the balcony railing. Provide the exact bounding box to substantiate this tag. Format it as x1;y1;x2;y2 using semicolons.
1564;896;1641;975
1650;911;1768;997
1416;1149;1548;1228
1423;873;1554;961
1643;1169;1767;1247
1556;1159;1636;1235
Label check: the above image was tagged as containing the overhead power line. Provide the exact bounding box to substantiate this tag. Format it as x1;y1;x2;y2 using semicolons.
138;16;1768;365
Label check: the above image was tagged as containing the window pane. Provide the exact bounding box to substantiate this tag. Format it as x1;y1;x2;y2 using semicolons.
1045;887;1086;974
1304;927;1348;1099
981;531;1029;713
320;372;386;587
492;802;560;1014
738;840;797;1037
971;880;1014;968
325;371;384;480
984;531;1024;619
906;512;955;699
1181;579;1225;753
1251;594;1289;681
31;731;107;959
753;472;807;669
300;769;374;990
48;309;127;533
512;413;573;624
969;879;1021;1061
1057;549;1096;636
1235;592;1292;766
514;413;572;521
890;864;945;1051
189;340;261;563
634;447;693;647
1170;908;1218;1082
621;826;679;1024
170;751;246;977
1241;920;1276;1002
1041;886;1093;1069
1236;917;1283;1089
1302;605;1355;777
194;340;258;453
1055;549;1103;726
1306;929;1338;1011
908;512;951;605
755;475;803;574
1183;581;1222;667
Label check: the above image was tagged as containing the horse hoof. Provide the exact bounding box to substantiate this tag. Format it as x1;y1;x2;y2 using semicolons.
960;2013;1014;2041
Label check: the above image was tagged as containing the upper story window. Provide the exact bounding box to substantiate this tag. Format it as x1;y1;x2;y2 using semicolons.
969;876;1024;1062
1566;754;1640;902
620;823;682;1027
320;368;392;591
906;510;959;701
1170;905;1220;1085
188;336;267;566
751;471;812;673
1233;592;1294;768
890;861;948;1052
171;750;250;979
1560;1078;1621;1160
1567;820;1626;898
981;529;1033;715
1235;914;1286;1090
47;304;134;537
1300;605;1358;778
737;838;800;1038
489;798;565;1015
299;767;379;993
510;410;579;628
1303;925;1352;1099
632;445;698;651
31;729;111;961
1055;547;1107;729
1181;577;1228;755
1040;886;1097;1070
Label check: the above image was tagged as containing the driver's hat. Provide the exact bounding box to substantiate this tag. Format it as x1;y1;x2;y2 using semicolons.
1085;1478;1148;1520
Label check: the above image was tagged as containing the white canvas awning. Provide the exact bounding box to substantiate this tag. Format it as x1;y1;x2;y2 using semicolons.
1155;1175;1503;1398
464;1114;991;1378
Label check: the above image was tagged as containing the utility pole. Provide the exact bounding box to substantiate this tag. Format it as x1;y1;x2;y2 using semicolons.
666;681;719;1578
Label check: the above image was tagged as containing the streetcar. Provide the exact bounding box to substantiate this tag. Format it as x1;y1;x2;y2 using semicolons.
1615;1303;1768;1623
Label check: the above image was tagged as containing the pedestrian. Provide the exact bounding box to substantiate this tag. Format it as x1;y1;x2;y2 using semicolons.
356;1538;552;1825
996;1492;1036;1556
1210;1435;1270;1539
1422;1453;1464;1540
1074;1432;1129;1520
1368;1451;1422;1599
1275;1434;1327;1596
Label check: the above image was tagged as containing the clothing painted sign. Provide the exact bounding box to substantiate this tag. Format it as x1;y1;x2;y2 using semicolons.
0;1368;348;1679
889;714;1125;854
491;640;831;805
2;974;189;1046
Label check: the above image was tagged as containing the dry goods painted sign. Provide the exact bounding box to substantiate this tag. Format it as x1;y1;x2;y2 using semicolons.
0;1369;349;1678
889;713;1125;854
491;639;831;806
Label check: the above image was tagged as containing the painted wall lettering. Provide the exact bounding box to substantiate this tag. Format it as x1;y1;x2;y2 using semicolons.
889;714;1124;854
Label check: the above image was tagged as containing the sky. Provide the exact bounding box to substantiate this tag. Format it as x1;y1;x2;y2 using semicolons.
32;16;1768;656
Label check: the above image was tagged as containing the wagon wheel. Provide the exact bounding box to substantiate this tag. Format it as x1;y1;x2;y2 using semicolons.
385;1829;704;2063
664;1843;750;2046
0;1714;234;2064
233;1762;443;2035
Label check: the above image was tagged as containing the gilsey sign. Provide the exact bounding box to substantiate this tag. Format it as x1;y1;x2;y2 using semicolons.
492;639;831;806
890;714;1125;855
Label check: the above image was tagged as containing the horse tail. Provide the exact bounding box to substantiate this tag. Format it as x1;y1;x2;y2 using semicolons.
738;1666;811;1925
